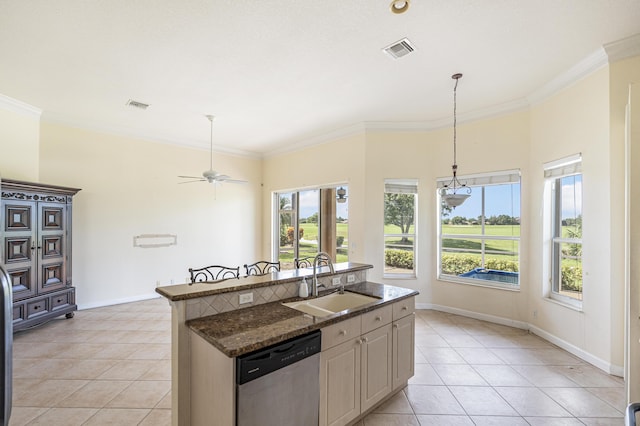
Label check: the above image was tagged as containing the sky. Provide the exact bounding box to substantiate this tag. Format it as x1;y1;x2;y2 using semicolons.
298;188;349;219
443;183;521;219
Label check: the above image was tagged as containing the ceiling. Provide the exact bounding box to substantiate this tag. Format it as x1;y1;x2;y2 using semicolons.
1;1;639;157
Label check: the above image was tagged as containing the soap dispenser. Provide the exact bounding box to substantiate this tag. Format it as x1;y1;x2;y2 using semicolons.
298;276;309;298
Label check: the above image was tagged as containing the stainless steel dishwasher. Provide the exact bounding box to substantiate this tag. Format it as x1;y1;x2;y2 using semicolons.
236;330;321;426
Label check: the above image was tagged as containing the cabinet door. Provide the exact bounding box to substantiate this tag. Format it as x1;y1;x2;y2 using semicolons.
319;338;361;426
2;201;37;301
37;202;67;294
393;313;415;390
361;323;393;412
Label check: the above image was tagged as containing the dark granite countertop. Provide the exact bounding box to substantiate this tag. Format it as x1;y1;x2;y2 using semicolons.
156;262;373;301
187;281;418;358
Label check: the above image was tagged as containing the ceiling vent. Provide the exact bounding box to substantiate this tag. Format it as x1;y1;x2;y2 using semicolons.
125;99;150;110
382;38;415;59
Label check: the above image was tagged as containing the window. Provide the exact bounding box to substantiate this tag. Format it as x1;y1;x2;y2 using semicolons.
274;186;349;269
545;155;582;305
384;179;417;277
438;170;521;288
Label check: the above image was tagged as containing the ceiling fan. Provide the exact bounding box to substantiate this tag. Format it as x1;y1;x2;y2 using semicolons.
178;115;247;185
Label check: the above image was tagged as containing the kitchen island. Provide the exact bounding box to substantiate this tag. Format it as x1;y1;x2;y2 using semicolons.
157;263;418;426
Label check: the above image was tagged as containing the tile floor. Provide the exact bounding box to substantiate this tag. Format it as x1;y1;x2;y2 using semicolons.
9;298;626;425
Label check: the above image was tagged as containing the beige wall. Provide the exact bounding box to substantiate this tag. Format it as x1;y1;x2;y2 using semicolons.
0;105;40;181
39;121;263;308
262;133;366;262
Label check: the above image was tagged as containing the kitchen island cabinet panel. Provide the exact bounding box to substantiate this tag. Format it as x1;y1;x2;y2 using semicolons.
320;337;361;426
393;313;415;390
361;323;393;412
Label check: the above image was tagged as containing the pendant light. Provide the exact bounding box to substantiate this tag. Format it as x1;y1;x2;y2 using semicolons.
440;73;470;208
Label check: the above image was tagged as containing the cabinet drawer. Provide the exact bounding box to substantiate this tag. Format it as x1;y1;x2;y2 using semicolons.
322;316;361;351
392;297;415;321
51;292;70;310
13;303;25;322
361;305;392;334
27;299;49;319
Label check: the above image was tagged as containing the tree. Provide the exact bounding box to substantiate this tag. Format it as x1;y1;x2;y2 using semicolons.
384;193;414;243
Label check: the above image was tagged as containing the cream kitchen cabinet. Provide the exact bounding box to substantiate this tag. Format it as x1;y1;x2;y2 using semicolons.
392;297;415;391
319;299;411;426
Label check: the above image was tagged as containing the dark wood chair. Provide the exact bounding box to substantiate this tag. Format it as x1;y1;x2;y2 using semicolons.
244;261;281;276
189;265;240;284
294;256;327;269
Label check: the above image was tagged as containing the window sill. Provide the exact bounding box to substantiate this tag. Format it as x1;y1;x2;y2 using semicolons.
438;274;520;292
383;273;416;280
544;296;583;312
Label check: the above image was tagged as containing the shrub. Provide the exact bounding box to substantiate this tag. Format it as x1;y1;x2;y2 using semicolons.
385;249;414;269
286;227;304;244
440;254;519;275
561;264;583;292
336;236;344;247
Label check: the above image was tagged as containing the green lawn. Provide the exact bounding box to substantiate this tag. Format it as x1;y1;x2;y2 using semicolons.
440;224;519;262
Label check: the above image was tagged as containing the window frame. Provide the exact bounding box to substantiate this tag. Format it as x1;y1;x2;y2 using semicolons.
545;155;583;308
383;179;418;279
437;169;521;290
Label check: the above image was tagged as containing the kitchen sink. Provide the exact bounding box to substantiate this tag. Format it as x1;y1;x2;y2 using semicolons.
283;291;380;317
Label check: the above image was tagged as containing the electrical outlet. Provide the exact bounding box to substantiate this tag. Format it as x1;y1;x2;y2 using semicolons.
347;274;355;283
239;293;253;304
332;277;341;286
156;280;161;287
533;310;538;318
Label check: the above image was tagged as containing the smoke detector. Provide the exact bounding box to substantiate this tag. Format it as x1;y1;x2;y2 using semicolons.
125;99;150;110
382;38;415;59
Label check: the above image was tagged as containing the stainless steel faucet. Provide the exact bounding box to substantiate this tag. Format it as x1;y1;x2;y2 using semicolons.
312;252;335;297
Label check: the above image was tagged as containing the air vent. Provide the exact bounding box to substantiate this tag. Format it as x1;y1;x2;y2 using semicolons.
382;38;415;59
125;99;150;110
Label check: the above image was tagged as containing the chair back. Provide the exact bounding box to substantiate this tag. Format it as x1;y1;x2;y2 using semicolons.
189;265;240;284
244;261;281;276
294;256;327;269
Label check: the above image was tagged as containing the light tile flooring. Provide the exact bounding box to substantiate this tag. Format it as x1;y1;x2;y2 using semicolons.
9;298;626;425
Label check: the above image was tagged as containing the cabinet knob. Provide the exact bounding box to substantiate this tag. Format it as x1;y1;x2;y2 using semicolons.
375;316;382;321
362;337;368;343
339;330;347;336
393;324;399;329
402;306;408;311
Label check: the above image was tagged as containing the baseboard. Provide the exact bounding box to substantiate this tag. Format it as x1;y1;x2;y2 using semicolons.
420;302;529;330
78;293;162;310
529;324;624;377
415;302;623;377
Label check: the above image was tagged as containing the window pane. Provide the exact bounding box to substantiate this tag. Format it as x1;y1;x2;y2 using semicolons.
554;241;583;301
484;184;520;237
384;193;415;235
384;236;414;274
441;238;482;275
298;189;319;258
439;179;520;287
551;173;583;302
440;187;480;230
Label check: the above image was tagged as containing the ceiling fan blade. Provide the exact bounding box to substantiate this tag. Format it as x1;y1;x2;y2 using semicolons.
178;175;203;179
178;179;206;184
218;177;248;184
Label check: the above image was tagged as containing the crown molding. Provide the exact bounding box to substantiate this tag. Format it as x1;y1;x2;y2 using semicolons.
264;122;366;158
604;32;640;63
363;98;530;134
0;93;42;118
41;111;262;159
527;48;609;106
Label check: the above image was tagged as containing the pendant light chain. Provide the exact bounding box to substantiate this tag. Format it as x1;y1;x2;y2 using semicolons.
453;75;458;167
